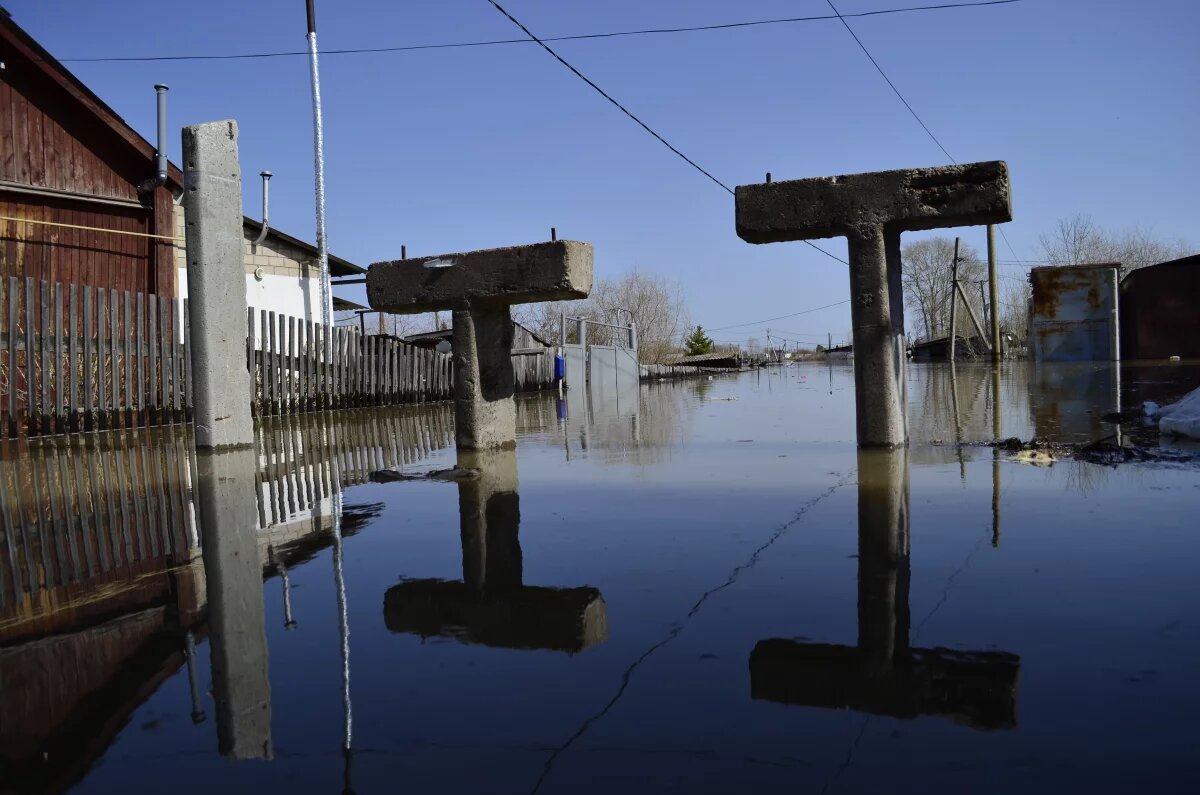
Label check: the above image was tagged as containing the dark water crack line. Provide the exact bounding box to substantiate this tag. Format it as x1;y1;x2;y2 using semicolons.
528;473;854;794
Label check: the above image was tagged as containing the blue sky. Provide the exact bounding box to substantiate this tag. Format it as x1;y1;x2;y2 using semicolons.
13;0;1198;345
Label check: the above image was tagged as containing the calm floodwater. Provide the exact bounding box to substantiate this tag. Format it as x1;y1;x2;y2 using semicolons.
2;362;1199;794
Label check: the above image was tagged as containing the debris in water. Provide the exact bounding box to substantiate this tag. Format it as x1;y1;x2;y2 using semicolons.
369;467;480;484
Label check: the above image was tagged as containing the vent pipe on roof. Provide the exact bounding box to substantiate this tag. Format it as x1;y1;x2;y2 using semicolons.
138;84;170;194
253;170;272;247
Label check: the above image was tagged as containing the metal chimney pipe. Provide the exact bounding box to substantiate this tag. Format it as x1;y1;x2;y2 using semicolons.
253;170;272;246
139;84;170;193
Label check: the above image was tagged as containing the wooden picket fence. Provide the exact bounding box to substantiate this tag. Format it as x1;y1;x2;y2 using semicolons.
247;307;454;417
0;276;190;439
0;277;464;438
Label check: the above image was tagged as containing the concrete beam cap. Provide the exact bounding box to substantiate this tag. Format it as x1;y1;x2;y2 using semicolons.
736;160;1012;244
367;240;593;314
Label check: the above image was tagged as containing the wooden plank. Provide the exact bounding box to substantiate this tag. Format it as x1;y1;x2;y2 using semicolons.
173;299;184;414
268;311;278;416
123;291;133;426
6;278;16;436
96;287;110;429
68;285;79;433
135;293;145;424
22;278;34;435
109;288;120;425
260;309;269;414
247;307;257;416
302;322;312;411
137;428;160;559
53;283;63;433
66;436;96;578
366;335;375;405
332;327;342;408
82;286;94;430
147;294;158;422
287;314;296;415
157;297;170;421
182;299;193;414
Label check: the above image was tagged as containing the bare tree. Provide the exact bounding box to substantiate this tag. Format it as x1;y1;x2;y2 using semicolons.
1040;214;1191;270
900;238;985;341
514;270;690;363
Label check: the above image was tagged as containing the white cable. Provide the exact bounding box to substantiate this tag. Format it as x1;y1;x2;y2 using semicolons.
307;32;333;338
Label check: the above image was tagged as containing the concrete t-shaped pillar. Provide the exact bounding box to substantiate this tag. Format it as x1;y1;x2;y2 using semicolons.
367;241;593;450
736;161;1012;447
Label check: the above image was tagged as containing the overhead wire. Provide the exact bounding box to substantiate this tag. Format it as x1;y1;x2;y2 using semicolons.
822;0;1027;263
57;1;1026;63
484;0;847;266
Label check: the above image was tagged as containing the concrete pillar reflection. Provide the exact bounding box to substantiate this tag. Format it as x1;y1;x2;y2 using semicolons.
195;448;273;759
384;448;607;653
855;448;911;675
750;447;1019;730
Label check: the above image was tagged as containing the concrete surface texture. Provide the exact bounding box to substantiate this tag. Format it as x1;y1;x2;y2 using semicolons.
734;161;1012;448
194;447;272;760
367;240;594;450
366;240;593;314
182;120;255;450
452;304;518;451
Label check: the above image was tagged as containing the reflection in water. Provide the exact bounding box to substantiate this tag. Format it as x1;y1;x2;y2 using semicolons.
750;448;1020;729
384;447;609;653
194;448;273;759
0;405;449;793
516;376;700;465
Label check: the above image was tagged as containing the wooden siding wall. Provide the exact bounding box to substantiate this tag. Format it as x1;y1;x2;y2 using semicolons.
0;47;174;297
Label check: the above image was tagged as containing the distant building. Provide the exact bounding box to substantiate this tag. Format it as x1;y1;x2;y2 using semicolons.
1119;254;1200;360
1029;264;1120;362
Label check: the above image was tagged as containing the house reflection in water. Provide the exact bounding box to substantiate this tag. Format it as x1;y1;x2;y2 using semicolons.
384;447;609;653
750;448;1020;730
0;405;451;793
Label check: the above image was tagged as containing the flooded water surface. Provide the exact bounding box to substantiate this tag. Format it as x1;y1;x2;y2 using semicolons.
2;362;1198;793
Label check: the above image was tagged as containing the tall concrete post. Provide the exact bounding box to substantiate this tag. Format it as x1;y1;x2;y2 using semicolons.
182;121;255;449
195;447;272;759
735;162;1011;447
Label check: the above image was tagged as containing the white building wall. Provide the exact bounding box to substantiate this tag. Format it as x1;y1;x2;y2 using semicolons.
173;206;334;346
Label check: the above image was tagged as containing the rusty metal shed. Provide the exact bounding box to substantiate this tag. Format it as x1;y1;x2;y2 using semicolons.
1119;254;1200;361
1029;264;1120;362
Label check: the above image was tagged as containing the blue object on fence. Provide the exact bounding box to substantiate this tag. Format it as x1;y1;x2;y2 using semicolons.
554;354;565;380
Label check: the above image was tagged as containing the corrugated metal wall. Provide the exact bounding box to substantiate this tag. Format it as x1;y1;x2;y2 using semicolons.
1029;265;1119;362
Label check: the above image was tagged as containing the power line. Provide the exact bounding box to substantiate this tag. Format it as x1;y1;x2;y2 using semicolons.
706;300;852;332
57;1;1025;63
484;1;850;265
825;0;955;162
486;0;732;195
823;0;1027;265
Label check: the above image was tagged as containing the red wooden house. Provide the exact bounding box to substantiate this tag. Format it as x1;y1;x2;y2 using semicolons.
1;9;179;299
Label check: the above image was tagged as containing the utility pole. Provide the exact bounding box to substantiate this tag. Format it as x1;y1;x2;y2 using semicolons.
948;237;960;361
987;224;1001;362
978;280;989;331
